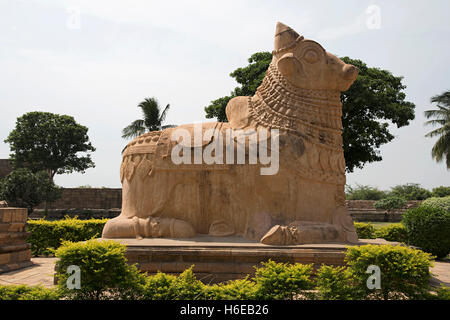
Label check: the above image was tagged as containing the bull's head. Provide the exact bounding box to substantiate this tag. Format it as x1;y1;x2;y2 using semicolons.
273;22;358;92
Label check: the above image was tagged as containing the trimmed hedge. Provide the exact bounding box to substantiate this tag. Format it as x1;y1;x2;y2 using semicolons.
374;224;408;243
27;217;107;256
402;206;450;258
353;222;376;239
420;196;450;212
353;222;408;243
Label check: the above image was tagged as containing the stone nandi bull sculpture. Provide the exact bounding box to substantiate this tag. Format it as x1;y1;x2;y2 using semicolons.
102;22;359;245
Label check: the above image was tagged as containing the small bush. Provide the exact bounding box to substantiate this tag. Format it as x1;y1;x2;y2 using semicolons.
402;206;450;258
345;184;387;200
353;222;376;239
204;277;258;300
142;267;206;300
172;267;206;300
27;217;107;256
54;239;146;300
141;272;177;300
0;285;60;300
253;260;314;300
374;197;406;213
315;265;363;300
0;168;61;213
345;244;433;300
420;196;450;212
374;224;408;243
389;183;431;200
434;286;450;300
432;186;450;198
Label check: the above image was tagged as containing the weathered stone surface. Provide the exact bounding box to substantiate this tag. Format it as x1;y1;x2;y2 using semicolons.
111;237;350;282
0;208;31;274
102;22;359;245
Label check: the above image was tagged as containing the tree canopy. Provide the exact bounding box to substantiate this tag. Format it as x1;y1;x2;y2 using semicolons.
4;111;96;179
205;52;416;172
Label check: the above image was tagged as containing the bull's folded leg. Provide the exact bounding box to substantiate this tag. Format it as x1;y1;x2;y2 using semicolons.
260;221;347;245
102;216;196;239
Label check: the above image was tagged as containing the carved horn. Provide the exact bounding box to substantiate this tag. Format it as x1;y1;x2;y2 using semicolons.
274;22;302;51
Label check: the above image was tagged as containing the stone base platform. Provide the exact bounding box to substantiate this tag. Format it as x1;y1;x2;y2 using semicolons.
104;236;394;283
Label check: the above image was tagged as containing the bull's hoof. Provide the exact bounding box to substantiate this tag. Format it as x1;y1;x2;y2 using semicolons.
208;220;235;237
260;225;297;245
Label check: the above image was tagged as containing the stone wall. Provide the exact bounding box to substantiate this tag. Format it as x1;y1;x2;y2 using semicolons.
0;159;12;179
36;188;122;210
347;200;421;222
0;208;32;273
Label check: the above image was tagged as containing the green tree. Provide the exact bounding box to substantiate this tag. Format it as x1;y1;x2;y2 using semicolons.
0;168;62;213
4;112;95;180
205;53;416;172
424;90;450;169
389;183;431;200
431;186;450;198
204;52;272;122
345;184;387;200
122;97;173;139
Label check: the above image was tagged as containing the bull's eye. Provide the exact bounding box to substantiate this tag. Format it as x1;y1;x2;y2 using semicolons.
303;49;319;64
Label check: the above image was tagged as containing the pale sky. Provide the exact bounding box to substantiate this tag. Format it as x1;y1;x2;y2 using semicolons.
0;0;449;190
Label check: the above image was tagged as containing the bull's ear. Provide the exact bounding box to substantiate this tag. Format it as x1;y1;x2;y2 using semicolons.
277;53;306;80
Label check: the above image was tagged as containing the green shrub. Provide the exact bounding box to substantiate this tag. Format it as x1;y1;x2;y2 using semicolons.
374;196;406;213
402;206;450;258
253;260;314;300
0;284;60;300
141;272;177;300
432;186;450;198
54;239;146;300
0;168;61;213
172;267;206;299
204;277;258;300
345;244;433;300
434;286;450;300
420;196;450;212
315;265;363;300
345;184;387;200
142;267;205;300
389;183;431;200
27;217;107;256
353;222;376;239
374;224;408;243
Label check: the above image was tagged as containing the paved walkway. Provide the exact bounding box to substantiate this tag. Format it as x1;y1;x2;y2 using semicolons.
0;257;448;289
0;258;57;288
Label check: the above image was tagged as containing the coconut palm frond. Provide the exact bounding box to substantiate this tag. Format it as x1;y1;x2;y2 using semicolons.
121;119;146;139
424;119;446;127
159;104;170;124
122;97;172;139
425;90;450;168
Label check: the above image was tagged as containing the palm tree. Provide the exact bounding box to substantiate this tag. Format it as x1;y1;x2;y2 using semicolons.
122;97;174;139
424;90;450;169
